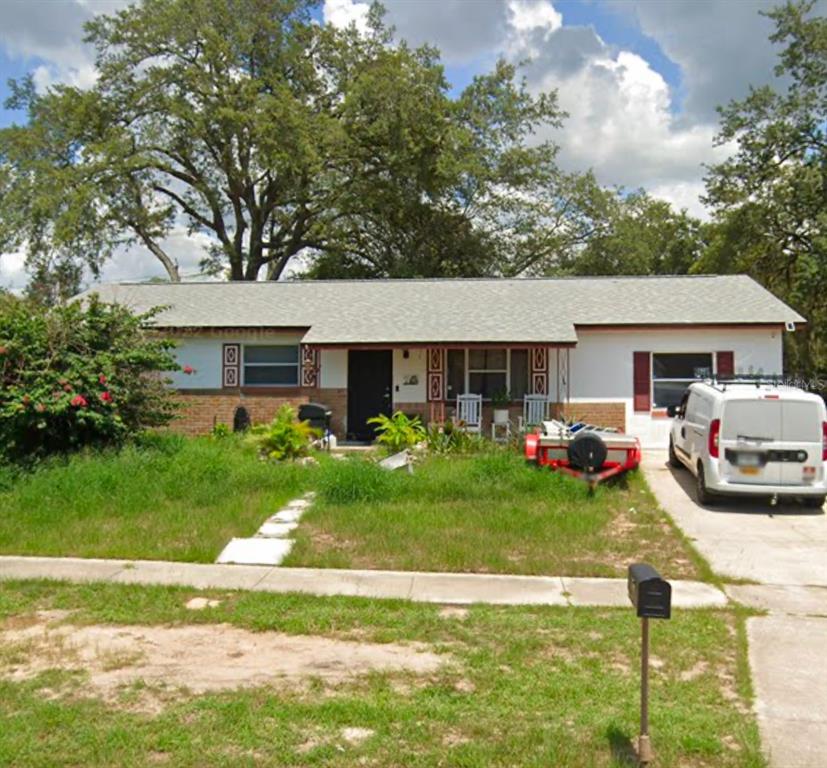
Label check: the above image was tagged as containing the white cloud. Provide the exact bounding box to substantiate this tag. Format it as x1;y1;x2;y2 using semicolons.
0;250;27;293
515;18;733;215
322;0;371;35
647;181;710;220
508;0;562;33
0;0;119;93
607;0;788;122
31;62;98;92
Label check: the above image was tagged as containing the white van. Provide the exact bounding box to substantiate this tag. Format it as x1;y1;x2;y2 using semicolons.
668;381;827;507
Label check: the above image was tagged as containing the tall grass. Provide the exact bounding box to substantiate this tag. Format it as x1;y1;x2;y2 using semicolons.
316;449;590;506
291;449;706;578
293;450;624;574
0;434;310;562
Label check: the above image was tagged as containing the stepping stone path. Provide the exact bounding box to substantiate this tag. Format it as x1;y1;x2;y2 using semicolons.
216;492;314;566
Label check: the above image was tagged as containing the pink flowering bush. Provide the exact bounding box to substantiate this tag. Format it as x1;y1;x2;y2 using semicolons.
0;294;178;462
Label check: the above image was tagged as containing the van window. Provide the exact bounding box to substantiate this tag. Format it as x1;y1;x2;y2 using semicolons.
781;401;821;441
721;401;782;441
684;392;700;422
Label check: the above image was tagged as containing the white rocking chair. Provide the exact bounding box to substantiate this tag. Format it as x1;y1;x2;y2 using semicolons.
519;394;550;432
455;394;482;433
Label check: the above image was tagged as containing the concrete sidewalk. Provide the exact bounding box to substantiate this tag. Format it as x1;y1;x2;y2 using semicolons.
0;555;727;608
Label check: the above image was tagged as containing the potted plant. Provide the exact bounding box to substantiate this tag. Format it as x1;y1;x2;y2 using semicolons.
491;389;511;425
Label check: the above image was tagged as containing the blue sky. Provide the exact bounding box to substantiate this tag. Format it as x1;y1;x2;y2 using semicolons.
0;0;806;288
0;47;34;127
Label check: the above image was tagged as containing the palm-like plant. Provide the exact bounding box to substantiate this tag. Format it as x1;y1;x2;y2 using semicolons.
248;405;320;461
367;411;426;453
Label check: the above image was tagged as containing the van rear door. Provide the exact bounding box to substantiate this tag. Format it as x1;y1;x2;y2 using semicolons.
778;400;822;486
719;399;782;485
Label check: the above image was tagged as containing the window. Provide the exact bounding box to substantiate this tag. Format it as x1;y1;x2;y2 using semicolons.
651;353;712;409
510;349;529;400
447;349;465;398
445;349;529;400
243;345;299;386
468;349;507;399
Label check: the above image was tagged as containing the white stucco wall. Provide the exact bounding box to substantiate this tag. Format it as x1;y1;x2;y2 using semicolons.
166;327;786;448
568;327;784;446
168;333;305;389
320;349;347;389
393;348;427;404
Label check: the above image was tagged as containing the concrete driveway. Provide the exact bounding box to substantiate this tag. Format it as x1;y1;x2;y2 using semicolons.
641;451;827;586
642;451;827;768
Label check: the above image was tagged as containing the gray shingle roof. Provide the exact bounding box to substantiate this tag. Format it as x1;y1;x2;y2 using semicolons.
78;275;805;344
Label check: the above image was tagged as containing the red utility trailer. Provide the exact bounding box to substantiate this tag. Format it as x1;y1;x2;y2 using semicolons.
525;420;641;490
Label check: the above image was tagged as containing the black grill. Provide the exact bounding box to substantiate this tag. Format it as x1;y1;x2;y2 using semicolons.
299;403;331;433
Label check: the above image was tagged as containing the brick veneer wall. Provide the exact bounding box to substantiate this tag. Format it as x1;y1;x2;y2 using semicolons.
317;388;348;436
559;401;626;432
393;402;430;421
168;391;626;438
169;387;348;436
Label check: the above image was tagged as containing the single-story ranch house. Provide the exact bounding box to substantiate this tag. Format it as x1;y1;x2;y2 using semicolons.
82;275;804;447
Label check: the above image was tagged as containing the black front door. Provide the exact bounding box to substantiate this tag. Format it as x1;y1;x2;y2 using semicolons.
347;350;392;441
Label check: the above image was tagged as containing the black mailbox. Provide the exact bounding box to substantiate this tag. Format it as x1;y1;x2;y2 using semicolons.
628;563;671;620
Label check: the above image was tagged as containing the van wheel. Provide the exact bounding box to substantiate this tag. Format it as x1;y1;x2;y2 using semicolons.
696;463;715;506
668;438;682;469
802;496;825;510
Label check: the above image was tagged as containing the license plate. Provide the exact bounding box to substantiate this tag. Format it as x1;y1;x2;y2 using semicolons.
739;466;760;475
737;453;762;467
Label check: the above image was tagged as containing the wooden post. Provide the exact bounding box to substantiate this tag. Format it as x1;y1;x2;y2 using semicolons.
638;617;653;765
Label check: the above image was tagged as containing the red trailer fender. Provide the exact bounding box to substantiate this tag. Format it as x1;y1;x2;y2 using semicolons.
525;432;540;462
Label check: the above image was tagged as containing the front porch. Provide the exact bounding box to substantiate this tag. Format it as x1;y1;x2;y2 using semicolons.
420;345;573;428
301;343;579;440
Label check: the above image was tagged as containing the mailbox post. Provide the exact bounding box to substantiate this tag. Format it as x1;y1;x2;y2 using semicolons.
627;563;672;766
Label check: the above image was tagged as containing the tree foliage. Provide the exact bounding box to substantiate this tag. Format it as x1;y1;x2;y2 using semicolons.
701;0;827;373
0;0;601;283
0;294;178;462
557;191;704;277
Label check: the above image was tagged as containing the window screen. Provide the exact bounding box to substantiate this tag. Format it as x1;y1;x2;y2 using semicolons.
243;345;299;386
510;349;529;400
447;349;465;397
468;348;507;399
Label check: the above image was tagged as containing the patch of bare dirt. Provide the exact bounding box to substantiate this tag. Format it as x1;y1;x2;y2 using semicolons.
442;729;470;748
0;615;446;705
1;609;73;631
438;606;469;621
680;660;710;682
340;727;374;745
184;597;222;611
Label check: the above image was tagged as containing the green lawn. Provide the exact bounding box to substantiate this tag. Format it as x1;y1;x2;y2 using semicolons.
285;452;710;580
0;435;309;562
0;579;764;767
0;441;708;580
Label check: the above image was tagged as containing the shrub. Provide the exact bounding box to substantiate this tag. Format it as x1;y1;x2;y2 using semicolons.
367;410;426;453
425;419;489;454
0;294;178;462
247;405;320;461
211;422;231;440
316;456;400;504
